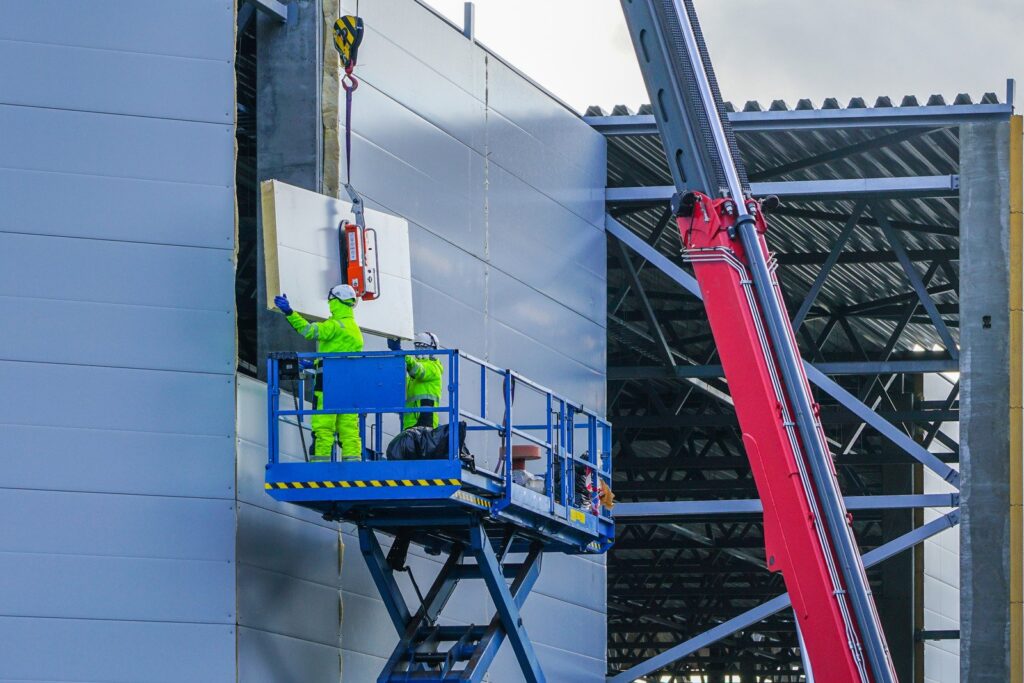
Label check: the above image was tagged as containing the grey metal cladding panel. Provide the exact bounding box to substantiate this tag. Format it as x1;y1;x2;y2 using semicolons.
486;109;606;226
0;616;235;682
237;501;341;587
0;553;234;623
238;376;318;458
351;111;485;259
343;0;482;99
0;298;234;373
0;104;233;186
340;590;402;659
237;562;340;648
0;167;234;248
489;319;606;413
486;56;604;171
354;25;486;152
0;489;234;561
493;641;606;683
0;233;235;309
0;360;234;435
0;39;233;123
488;161;606;280
487;268;605;373
517;592;606;661
407;222;487;313
238;626;341;683
237;437;336;529
0;423;233;498
410;280;487;354
530;553;607;614
487;170;606;324
339;532;491;627
342;649;389;683
0;0;234;62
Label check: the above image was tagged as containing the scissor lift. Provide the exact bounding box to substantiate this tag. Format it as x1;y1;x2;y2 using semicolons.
265;350;614;683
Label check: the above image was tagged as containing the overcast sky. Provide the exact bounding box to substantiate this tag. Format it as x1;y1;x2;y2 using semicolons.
426;0;1021;114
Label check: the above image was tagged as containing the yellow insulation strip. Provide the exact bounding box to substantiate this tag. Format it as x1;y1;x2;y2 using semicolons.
322;0;342;198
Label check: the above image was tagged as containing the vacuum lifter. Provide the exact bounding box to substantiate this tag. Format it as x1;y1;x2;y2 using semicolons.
265;349;613;683
619;1;900;681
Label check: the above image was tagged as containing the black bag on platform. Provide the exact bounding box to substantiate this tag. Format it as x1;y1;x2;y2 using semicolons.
386;422;467;461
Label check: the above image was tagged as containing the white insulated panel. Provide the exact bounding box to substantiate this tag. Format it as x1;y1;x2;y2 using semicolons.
261;179;415;339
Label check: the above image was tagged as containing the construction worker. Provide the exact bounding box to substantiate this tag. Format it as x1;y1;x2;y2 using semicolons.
387;332;443;430
274;285;364;461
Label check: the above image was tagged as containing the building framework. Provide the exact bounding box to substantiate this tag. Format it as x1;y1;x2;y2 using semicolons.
590;92;1019;681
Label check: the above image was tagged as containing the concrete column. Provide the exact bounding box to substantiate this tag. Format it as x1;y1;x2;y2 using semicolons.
960;120;1012;683
255;0;325;374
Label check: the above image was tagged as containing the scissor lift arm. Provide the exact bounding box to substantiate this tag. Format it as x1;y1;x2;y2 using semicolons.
265;350;613;682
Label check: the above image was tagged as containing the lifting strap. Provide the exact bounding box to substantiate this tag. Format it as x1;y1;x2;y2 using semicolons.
333;15;363;190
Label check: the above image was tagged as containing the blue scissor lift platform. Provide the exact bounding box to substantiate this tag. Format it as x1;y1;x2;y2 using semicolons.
265;350;614;683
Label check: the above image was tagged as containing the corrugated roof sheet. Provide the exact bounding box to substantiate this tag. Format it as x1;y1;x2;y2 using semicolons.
596;93;1010;356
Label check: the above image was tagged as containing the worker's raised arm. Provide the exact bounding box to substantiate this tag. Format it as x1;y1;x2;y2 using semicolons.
274;294;339;342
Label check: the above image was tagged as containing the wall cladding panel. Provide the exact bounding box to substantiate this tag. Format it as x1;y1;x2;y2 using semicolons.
0;360;234;435
0;423;233;498
1;1;234;61
0;552;235;623
238;626;342;683
0;39;233;123
237;563;341;648
0;104;233;186
0;618;235;682
0;297;234;373
0;3;237;678
0;232;235;310
0;489;234;560
0;167;234;248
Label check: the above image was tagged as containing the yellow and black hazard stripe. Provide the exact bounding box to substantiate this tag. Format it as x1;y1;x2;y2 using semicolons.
451;490;492;509
266;478;461;490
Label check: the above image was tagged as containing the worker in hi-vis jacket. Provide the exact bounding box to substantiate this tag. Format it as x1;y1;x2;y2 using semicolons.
275;285;365;461
387;332;443;430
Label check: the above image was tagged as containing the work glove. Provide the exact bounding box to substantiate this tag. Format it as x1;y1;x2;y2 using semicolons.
299;359;314;370
274;294;292;315
386;337;402;351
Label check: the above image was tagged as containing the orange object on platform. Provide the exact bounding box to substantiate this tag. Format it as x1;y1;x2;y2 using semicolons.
499;445;542;470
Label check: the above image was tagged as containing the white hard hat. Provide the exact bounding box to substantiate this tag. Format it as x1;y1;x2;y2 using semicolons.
414;331;440;350
328;283;357;301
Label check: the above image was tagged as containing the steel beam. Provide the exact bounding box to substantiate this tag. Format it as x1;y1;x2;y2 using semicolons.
793;200;866;328
585;104;1013;136
606;176;959;204
608;359;958;380
874;201;960;360
614;494;959;521
244;0;290;22
606;215;962;488
614;238;676;367
606;509;961;682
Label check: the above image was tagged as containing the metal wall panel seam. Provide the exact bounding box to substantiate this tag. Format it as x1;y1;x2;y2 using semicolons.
1009;113;1023;683
0;104;234;187
339;77;605;230
0;2;234;61
0;39;234;124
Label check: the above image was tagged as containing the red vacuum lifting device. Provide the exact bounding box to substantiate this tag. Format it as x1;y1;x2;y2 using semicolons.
619;1;900;680
333;14;380;302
